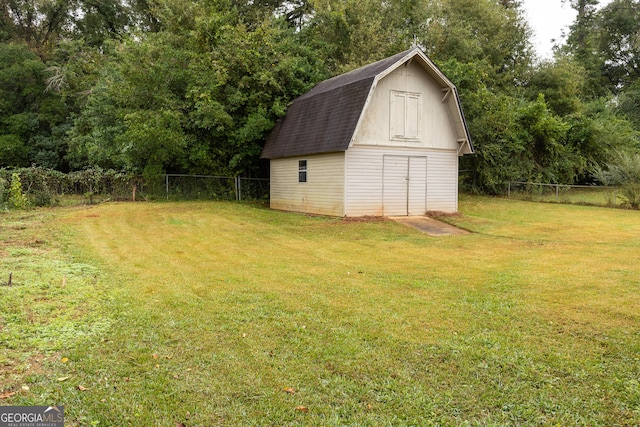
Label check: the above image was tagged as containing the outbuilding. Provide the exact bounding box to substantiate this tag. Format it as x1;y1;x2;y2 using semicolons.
260;47;474;216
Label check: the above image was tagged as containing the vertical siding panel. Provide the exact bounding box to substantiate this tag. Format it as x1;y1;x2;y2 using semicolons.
344;148;384;216
426;150;458;212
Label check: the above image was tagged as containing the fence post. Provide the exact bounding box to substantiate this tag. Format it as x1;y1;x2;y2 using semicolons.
234;176;239;201
556;184;559;202
165;174;169;201
508;182;511;199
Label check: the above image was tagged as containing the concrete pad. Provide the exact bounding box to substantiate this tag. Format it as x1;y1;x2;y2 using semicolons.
390;216;470;236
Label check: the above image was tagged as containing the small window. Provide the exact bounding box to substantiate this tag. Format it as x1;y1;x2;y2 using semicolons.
298;160;307;183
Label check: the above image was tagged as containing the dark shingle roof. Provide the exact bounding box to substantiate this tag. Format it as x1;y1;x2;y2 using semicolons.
261;48;474;159
261;50;413;159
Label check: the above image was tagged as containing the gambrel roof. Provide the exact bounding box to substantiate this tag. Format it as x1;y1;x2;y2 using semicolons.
260;48;473;159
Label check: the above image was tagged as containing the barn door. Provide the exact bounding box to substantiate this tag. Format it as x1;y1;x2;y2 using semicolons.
383;155;427;216
383;155;408;216
408;156;427;215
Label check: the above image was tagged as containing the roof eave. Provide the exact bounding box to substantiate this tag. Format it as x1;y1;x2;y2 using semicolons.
263;149;348;160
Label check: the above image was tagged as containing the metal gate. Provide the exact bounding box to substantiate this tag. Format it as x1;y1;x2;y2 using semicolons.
382;155;427;216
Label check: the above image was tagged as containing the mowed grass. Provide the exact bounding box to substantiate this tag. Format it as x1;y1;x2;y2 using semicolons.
508;186;622;207
1;196;639;426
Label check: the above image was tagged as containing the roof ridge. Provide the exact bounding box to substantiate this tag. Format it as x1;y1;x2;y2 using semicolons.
297;48;416;100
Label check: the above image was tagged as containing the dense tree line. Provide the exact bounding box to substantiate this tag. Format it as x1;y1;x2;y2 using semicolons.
1;0;639;192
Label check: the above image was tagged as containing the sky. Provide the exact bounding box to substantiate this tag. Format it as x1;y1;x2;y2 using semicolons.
522;0;612;59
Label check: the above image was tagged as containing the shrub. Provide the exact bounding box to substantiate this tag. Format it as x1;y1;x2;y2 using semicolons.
0;177;7;209
9;173;29;210
592;151;640;209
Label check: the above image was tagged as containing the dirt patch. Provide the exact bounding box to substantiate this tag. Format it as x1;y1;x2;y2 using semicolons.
390;216;471;236
3;225;28;231
426;210;463;219
0;352;60;396
342;216;389;223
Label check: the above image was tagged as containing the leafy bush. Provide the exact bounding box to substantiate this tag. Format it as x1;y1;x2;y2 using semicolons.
9;173;29;210
0;177;7;209
592;151;640;209
0;167;142;206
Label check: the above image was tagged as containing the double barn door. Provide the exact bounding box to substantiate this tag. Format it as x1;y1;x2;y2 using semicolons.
382;155;427;216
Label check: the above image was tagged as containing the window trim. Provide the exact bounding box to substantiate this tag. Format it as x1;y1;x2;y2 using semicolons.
298;160;307;183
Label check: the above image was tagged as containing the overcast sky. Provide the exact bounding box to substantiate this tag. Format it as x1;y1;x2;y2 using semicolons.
522;0;612;59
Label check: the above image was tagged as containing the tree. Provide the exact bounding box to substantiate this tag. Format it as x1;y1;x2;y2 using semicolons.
0;42;68;168
562;0;609;98
184;14;326;174
66;63;128;170
565;0;600;53
617;80;640;130
67;32;193;174
425;0;533;91
300;0;401;74
466;93;577;192
68;7;326;177
526;57;586;116
0;0;72;58
564;0;640;96
565;99;639;179
596;0;640;91
0;0;160;58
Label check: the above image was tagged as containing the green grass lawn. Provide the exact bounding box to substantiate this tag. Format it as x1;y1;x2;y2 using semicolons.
1;196;639;426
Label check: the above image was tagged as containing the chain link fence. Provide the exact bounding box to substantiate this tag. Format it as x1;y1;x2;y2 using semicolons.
0;168;269;208
0;167;146;207
507;181;623;208
4;168;632;210
163;174;269;202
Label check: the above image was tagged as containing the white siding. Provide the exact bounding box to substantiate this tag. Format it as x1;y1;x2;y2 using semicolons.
353;61;459;151
343;148;384;216
426;149;459;212
270;153;345;216
345;146;458;216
